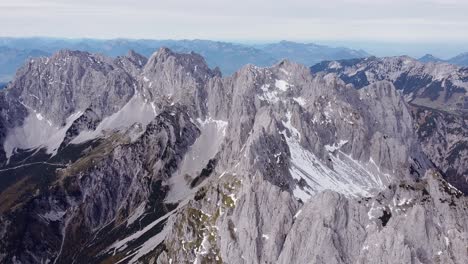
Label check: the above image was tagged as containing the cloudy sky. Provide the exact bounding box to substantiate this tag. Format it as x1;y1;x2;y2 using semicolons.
1;0;468;56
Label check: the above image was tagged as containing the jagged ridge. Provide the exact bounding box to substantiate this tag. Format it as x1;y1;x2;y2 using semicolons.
0;48;466;264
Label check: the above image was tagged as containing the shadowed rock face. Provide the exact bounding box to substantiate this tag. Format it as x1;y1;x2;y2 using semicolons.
312;56;468;195
410;106;468;193
0;48;466;264
311;56;468;114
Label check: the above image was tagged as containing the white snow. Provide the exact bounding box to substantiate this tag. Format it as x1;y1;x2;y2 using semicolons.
403;92;414;102
280;68;290;75
196;117;228;137
293;97;306;106
218;171;227;178
281;113;389;201
127;228;168;263
72;95;156;144
258;80;294;103
446;181;462;193
40;211;66;222
397;198;412;206
197;234;210;255
35;113;44;121
228;193;237;205
282;112;300;138
108;211;170;254
165;117;228;203
367;202;384;220
29;93;40;100
325;140;348;152
275;79;290;91
127;203;146;227
329;61;342;69
258;84;280;104
402;58;412;66
3;110;82;158
274;152;282;163
150;102;157;114
293;209;302;219
287;138;375;200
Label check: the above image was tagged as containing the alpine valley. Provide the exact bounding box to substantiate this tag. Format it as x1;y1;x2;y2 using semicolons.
0;47;467;264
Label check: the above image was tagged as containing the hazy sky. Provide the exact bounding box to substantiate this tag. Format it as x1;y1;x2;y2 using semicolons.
1;0;468;56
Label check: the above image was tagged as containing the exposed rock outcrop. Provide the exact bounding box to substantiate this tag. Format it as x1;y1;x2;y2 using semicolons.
0;49;466;264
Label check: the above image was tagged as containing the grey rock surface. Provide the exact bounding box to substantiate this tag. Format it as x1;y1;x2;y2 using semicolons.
0;48;466;264
311;56;468;114
410;106;468;193
276;172;467;264
4;50;138;126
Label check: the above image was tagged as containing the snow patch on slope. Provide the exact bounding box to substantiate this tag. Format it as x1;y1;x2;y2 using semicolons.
127;227;168;263
293;97;306;106
108;213;170;254
258;80;293;104
329;61;342;69
72;94;156;144
3;110;82;158
40;210;66;222
127;203;146;227
258;84;280;104
165;117;228;203
281;113;389;202
325;140;348;152
275;79;290;91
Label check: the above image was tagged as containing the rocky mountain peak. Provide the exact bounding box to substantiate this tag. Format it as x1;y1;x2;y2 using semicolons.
0;48;466;264
449;52;468;67
145;47;214;75
114;50;148;77
125;49;148;66
419;53;444;63
127;49;145;60
54;49;90;58
47;49;114;69
149;46;173;61
274;59;311;77
452;51;468;58
140;48;222;117
8;49;136;124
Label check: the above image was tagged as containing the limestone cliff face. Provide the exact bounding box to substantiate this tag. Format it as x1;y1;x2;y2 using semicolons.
0;49;466;264
410;106;468;193
312;56;468;195
4;50;140;125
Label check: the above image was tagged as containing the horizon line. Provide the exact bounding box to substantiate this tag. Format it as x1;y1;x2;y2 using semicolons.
1;36;468;45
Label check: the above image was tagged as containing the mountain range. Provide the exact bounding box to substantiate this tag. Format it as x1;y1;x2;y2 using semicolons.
0;38;370;82
418;53;468;66
0;46;49;82
311;56;468;114
0;48;466;263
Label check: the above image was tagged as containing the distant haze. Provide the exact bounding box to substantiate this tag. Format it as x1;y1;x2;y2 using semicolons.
1;0;468;56
312;41;468;59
